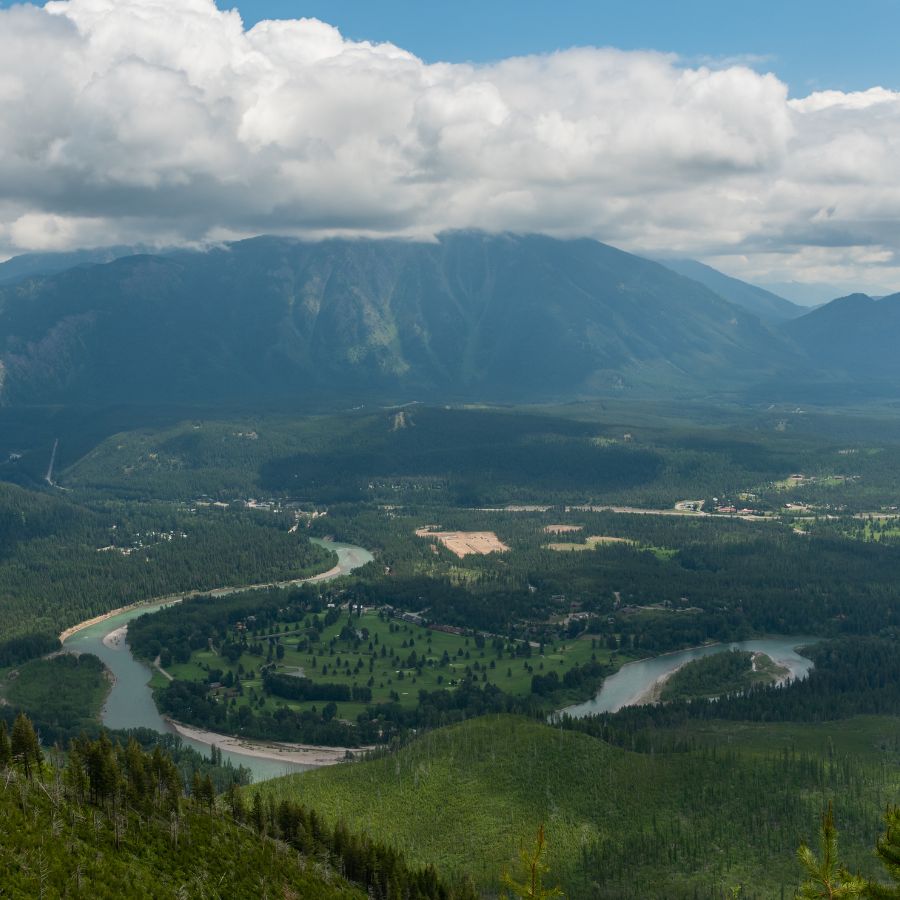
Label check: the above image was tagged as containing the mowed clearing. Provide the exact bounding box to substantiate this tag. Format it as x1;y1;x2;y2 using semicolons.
415;527;510;557
546;535;632;551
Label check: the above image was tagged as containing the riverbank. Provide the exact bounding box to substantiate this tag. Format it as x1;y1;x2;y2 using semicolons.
59;541;375;781
59;599;171;644
167;720;374;767
102;625;128;649
630;660;688;706
631;650;792;707
560;636;818;718
59;560;344;644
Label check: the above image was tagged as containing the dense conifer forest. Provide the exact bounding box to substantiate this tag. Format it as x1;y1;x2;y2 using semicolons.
0;481;333;658
0;712;475;899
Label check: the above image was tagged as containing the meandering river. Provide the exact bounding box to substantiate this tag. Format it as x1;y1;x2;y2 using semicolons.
63;539;373;782
560;636;818;718
64;536;818;779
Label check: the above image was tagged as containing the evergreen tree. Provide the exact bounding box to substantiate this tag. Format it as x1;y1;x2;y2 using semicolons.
501;825;565;899
10;712;42;780
796;803;867;899
63;742;88;804
867;806;900;899
0;720;11;768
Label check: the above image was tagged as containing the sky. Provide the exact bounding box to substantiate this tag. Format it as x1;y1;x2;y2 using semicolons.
1;0;900;301
226;0;900;97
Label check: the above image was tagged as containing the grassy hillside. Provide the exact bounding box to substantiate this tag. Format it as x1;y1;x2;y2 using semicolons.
249;714;900;898
0;713;477;899
0;761;363;900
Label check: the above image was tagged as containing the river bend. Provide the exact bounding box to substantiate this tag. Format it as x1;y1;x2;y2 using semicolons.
63;539;373;781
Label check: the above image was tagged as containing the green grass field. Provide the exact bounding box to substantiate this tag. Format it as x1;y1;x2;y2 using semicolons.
171;611;610;720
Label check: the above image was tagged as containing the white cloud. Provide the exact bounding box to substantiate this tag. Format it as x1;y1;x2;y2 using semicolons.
0;0;898;293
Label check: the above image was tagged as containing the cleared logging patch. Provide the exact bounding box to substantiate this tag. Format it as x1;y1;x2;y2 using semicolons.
415;527;510;557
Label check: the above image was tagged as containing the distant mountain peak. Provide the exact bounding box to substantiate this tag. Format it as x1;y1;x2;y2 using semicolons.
656;258;803;322
0;232;796;407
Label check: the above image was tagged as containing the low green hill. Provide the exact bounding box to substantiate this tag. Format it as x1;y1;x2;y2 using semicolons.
0;714;474;899
249;714;900;898
0;753;362;899
0;789;362;899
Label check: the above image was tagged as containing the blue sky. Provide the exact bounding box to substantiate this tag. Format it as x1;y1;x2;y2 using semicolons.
220;0;900;96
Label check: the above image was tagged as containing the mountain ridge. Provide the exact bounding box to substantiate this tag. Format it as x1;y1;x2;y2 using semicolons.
0;231;800;407
657;257;804;322
784;290;900;382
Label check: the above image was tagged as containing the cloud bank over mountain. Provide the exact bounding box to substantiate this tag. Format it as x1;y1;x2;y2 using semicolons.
1;0;899;292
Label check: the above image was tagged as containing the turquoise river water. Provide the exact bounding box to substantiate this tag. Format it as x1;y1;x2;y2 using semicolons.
63;539;373;782
560;636;818;718
64;538;816;779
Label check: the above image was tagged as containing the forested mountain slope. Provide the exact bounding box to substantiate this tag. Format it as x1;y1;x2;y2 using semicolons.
785;291;900;380
659;258;804;322
0;777;362;900
250;713;900;898
0;245;139;286
0;232;797;406
0;715;472;900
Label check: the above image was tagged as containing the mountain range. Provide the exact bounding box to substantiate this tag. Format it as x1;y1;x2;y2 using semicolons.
0;232;894;407
656;258;804;322
785;291;900;380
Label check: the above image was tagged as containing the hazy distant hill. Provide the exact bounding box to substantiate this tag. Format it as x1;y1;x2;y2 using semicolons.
0;232;799;407
659;258;804;322
785;291;900;379
0;246;140;286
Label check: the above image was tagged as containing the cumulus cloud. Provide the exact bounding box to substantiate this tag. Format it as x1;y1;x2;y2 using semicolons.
0;0;899;293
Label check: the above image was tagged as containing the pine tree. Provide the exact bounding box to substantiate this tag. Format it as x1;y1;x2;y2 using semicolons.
251;792;265;834
10;712;42;780
123;737;148;809
202;773;215;813
63;743;88;804
796;803;867;899
867;806;900;899
191;770;203;806
0;720;11;768
226;781;245;822
501;824;565;899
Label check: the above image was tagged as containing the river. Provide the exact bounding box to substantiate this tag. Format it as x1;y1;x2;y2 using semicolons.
63;538;373;782
560;636;818;718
